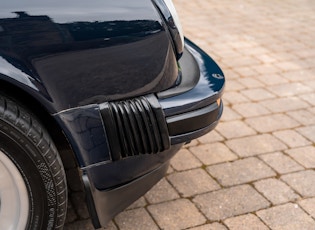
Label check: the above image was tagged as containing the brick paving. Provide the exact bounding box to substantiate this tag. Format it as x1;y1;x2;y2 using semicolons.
65;0;315;229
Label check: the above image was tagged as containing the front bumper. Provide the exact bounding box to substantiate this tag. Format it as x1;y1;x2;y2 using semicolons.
86;39;224;227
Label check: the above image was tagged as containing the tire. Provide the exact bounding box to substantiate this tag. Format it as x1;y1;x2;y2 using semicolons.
0;95;67;230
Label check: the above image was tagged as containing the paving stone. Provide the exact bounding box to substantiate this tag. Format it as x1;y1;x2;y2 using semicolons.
258;74;288;86
170;149;202;171
188;223;227;230
281;170;315;197
224;214;269;230
285;146;315;168
225;79;245;91
183;139;199;148
296;125;315;142
241;88;276;101
237;78;264;88
226;134;287;157
299;93;315;106
220;106;242;121
260;97;309;113
207;157;276;186
287;109;315;125
115;208;158;230
197;130;224;144
216;120;256;139
254;178;300;205
145;178;179;204
148;199;206;230
232;102;271;118
257;203;315;230
168;168;220;197
190;142;238;165
267;82;313;97
193;185;269;221
245;114;300;133
281;70;315;82
126;197;146;210
259;152;303;174
223;91;250;105
299;198;315;219
273;130;311;148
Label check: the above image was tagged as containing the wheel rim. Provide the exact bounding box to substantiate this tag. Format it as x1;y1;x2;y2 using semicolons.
0;150;29;230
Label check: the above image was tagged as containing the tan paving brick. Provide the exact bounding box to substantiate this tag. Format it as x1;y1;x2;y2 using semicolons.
245;114;300;133
188;223;227;230
281;70;315;82
225;79;245;91
258;74;289;86
232;102;271;118
197;130;224;144
148;199;206;230
220;106;242;121
127;197;147;210
193;185;270;221
285;146;315;169
299;198;315;219
115;208;158;230
259;152;303;174
207;157;276;186
267;82;313;97
224;214;269;230
281;170;315;197
170;149;202;171
287;110;315;125
144;178;179;204
226;134;287;157
237;78;264;88
223;91;250;105
190;142;238;165
296;125;315;142
216;120;256;139
254;178;300;205
273;130;311;148
168;168;220;197
257;203;315;230
259;97;309;113
241;88;276;101
299;93;315;106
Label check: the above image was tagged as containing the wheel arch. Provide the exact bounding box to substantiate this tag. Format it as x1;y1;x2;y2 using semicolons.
0;78;81;173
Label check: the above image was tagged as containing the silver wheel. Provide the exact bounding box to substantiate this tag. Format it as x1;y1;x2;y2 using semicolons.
0;150;29;230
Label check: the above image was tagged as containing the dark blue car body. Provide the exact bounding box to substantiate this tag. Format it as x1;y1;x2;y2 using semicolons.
0;0;224;228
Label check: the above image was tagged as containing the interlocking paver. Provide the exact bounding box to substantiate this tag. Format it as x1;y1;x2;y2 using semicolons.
207;157;276;186
254;178;300;205
267;82;313;97
170;149;202;171
285;146;315;169
115;208;158;230
287;109;315;125
197;130;224;144
216;120;256;139
232;102;271;118
299;198;315;219
257;203;315;230
189;223;227;230
259;152;303;174
273;130;311;148
168;168;220;197
190;142;237;165
281;170;315;197
144;178;179;204
259;97;309;113
245;114;300;133
241;88;276;101
148;199;206;230
299;93;315;106
296;125;315;143
193;185;270;221
226;134;287;157
224;214;269;230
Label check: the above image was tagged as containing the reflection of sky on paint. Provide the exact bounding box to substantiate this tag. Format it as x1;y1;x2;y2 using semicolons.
0;0;156;23
0;57;37;89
